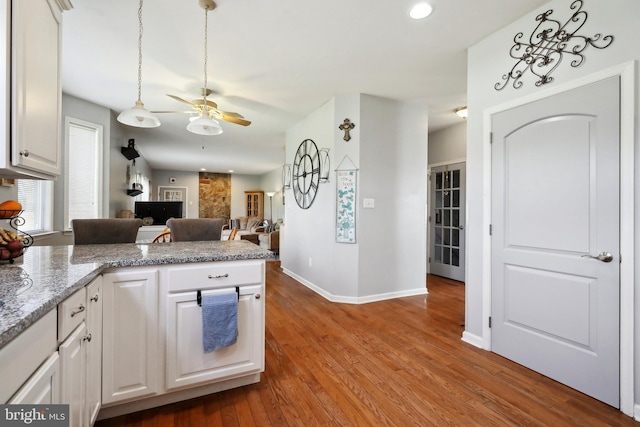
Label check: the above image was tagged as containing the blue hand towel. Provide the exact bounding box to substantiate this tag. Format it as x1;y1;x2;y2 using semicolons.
201;292;238;353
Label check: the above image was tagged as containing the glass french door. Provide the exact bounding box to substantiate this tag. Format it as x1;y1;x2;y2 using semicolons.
429;162;465;282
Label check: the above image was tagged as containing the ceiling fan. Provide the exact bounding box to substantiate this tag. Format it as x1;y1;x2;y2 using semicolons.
153;88;251;127
152;0;251;134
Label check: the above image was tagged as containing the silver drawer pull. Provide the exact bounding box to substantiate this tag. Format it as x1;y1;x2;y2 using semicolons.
90;294;99;302
208;273;229;279
70;304;85;317
83;334;92;342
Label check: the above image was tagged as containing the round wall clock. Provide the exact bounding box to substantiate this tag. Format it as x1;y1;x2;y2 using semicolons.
292;139;320;209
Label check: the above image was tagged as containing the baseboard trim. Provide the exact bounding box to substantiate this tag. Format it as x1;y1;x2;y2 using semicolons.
461;331;485;349
282;268;427;304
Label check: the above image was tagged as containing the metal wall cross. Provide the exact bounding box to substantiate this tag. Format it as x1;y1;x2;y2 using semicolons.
339;118;355;141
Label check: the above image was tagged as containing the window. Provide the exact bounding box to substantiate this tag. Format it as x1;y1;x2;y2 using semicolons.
17;179;53;234
65;117;103;230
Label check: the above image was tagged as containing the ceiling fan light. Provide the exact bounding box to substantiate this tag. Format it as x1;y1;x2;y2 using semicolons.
454;106;468;119
187;114;223;136
117;100;161;128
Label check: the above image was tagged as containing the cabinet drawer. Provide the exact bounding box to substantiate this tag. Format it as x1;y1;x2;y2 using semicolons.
58;287;87;340
166;261;264;293
0;310;57;403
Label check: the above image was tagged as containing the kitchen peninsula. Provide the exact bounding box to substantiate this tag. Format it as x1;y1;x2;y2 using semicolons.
0;241;273;424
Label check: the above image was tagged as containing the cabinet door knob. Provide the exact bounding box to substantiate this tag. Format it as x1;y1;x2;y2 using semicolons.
83;333;92;342
70;304;85;317
19;150;29;157
255;294;261;300
90;294;99;302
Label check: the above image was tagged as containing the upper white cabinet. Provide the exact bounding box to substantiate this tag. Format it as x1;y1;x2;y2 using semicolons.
0;0;71;179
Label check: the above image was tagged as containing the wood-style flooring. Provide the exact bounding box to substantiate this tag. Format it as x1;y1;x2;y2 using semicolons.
96;262;637;426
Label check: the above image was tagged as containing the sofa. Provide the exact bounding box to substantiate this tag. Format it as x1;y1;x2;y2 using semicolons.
221;216;265;240
258;230;279;252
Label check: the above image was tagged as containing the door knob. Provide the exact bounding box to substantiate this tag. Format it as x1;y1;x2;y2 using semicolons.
582;252;613;263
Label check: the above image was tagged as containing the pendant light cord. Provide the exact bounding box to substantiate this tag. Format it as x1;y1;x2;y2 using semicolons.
202;8;209;106
137;0;144;103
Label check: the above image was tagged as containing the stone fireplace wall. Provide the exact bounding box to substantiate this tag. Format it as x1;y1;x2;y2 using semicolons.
199;172;231;219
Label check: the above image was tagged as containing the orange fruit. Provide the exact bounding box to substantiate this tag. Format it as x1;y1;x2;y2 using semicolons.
0;200;22;218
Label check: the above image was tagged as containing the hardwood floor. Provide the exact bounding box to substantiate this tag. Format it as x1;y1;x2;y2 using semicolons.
97;262;637;426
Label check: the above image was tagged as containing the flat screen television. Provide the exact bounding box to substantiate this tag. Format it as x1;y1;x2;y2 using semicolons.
134;201;183;226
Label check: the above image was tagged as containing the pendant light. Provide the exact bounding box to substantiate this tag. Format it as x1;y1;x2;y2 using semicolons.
117;0;161;128
187;0;223;136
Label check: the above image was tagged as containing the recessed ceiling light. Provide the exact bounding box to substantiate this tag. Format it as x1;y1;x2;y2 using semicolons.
228;170;234;173
200;168;207;171
409;2;433;19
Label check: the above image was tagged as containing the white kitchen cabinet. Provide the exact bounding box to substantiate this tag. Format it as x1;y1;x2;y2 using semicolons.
58;276;102;427
0;309;58;403
102;268;159;405
85;277;103;425
8;352;60;404
164;284;264;391
0;0;71;179
59;322;86;427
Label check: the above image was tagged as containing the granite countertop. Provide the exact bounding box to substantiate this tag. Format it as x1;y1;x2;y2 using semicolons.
0;241;274;349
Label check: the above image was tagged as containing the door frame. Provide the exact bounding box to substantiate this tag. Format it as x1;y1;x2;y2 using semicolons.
427;158;466;276
480;61;635;415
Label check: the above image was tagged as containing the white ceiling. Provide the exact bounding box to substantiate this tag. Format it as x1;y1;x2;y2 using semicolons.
61;0;548;175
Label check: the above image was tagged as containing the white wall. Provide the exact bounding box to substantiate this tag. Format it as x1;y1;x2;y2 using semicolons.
466;0;639;415
282;93;428;302
152;170;199;218
230;174;263;218
259;167;284;222
428;122;467;166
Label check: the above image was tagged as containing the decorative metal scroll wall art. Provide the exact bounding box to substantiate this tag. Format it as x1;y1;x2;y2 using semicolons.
495;0;614;91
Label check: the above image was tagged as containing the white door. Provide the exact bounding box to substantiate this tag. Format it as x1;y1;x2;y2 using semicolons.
430;162;466;282
491;77;620;407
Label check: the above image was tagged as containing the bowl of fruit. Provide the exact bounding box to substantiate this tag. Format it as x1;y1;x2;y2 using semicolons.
0;227;26;262
0;199;22;219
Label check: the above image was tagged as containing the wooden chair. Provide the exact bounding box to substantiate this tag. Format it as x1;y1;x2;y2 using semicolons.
152;228;172;243
227;227;238;241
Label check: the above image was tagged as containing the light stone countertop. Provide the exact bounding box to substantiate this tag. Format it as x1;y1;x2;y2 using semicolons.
0;241;274;349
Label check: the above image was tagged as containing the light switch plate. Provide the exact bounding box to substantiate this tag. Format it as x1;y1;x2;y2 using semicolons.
363;198;375;208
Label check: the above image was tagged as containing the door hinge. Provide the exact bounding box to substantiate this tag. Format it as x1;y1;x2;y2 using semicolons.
489;224;492;235
490;132;493;144
489;316;492;328
428;215;431;223
428;256;431;263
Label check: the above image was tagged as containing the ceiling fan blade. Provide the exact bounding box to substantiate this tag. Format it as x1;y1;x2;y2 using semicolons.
215;113;251;126
167;94;197;107
218;110;244;119
150;110;195;114
192;99;218;109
